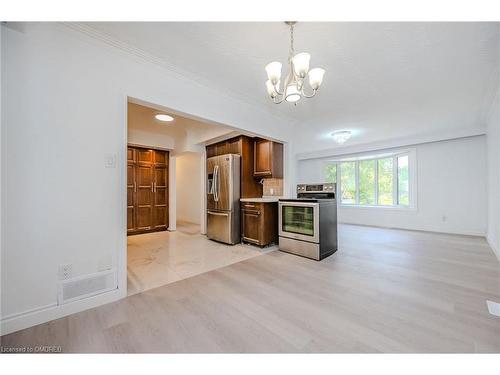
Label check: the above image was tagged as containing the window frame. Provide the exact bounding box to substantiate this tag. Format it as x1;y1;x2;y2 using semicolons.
321;148;417;210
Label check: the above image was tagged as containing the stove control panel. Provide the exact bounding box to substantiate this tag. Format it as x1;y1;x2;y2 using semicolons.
297;183;336;194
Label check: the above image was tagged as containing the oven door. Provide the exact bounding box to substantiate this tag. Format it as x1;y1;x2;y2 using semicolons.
279;201;320;243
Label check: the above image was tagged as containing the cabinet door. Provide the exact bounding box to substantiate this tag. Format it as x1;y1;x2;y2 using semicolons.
206;144;217;158
136;148;153;165
135;164;154;231
153;165;168;230
226;137;241;155
216;142;227;156
127;147;135;163
153;150;167;166
127;163;136;233
242;209;261;245
254;139;272;176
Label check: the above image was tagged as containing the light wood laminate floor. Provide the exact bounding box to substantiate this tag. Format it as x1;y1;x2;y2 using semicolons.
2;224;499;353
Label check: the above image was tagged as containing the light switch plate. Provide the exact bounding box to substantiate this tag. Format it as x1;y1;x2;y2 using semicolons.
486;300;500;317
104;153;116;168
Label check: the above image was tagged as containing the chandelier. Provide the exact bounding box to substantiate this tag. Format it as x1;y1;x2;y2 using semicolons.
265;21;325;105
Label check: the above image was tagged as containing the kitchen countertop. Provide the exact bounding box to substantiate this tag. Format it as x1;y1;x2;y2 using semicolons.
240;197;281;203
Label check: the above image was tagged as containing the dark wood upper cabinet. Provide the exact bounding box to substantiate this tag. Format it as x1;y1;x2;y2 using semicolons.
206;144;217;158
254;139;283;178
226;137;242;154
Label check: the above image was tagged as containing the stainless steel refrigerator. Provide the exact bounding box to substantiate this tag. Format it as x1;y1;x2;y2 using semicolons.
206;154;241;244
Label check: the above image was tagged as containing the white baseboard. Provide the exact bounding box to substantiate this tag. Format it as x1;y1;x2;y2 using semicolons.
0;287;126;336
338;221;486;237
487;234;500;262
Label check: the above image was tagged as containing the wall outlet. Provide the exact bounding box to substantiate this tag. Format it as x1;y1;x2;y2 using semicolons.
270;188;274;195
58;264;73;280
104;153;116;168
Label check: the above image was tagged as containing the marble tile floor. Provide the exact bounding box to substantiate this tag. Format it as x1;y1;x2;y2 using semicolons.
127;225;274;296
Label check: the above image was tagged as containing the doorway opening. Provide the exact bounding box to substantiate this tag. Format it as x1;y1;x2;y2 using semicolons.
126;98;274;296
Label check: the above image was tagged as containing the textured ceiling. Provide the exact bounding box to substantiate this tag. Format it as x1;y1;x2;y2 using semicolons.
85;22;500;152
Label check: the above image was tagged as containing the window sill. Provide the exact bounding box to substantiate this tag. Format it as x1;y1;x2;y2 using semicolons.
339;204;417;211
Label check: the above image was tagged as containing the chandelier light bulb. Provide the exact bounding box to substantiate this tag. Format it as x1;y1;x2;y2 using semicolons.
285;84;301;103
265;62;282;85
308;68;325;90
331;130;352;144
292;52;311;78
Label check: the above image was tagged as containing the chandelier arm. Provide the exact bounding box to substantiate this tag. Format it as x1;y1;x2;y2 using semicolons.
300;79;317;98
301;88;317;98
272;95;285;104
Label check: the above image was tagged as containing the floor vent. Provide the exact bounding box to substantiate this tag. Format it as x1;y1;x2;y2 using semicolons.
487;300;500;317
58;269;117;305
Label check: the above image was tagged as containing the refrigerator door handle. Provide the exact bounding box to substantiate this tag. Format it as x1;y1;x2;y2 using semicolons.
214;165;219;202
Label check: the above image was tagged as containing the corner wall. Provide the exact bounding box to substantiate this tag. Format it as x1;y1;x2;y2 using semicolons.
175;152;202;225
487;85;500;260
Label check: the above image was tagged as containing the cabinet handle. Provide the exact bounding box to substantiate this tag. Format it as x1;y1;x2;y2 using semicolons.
242;209;260;215
134;181;137;193
208;211;229;216
151;182;154;192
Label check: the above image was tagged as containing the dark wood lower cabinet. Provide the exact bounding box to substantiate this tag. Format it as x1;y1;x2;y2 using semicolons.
241;202;278;246
127;146;169;235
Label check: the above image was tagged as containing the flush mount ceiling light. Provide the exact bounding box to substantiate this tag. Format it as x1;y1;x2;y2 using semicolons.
265;21;325;105
155;114;174;122
331;130;352;144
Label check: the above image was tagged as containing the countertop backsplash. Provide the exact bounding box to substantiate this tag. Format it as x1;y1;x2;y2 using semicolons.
262;178;283;197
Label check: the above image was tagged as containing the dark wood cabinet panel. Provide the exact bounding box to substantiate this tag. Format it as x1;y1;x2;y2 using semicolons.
241;202;278;246
127;146;169;235
127;148;135;163
137;148;153;164
153;150;167;166
206;144;217;158
254;139;283;178
226;137;242;155
254;139;272;176
241;208;261;245
215;142;227;156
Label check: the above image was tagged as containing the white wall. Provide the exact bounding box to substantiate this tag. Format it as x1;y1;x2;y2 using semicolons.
175;152;202;225
297;136;488;236
486;85;500;259
128;129;175;150
0;23;292;334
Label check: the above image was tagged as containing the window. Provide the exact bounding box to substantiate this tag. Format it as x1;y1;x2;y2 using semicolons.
377;157;393;205
397;155;409;205
359;159;376;205
325;163;337;183
340;162;356;204
323;152;412;208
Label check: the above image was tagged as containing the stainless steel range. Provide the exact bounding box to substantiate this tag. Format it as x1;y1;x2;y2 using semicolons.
278;183;338;260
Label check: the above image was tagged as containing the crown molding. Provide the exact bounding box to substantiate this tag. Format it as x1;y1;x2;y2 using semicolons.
62;22;297;126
